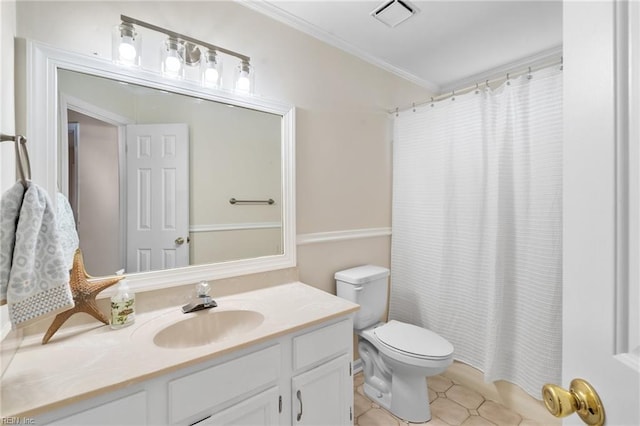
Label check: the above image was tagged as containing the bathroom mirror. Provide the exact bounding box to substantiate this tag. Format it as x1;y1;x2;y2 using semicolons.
58;69;282;276
25;40;296;291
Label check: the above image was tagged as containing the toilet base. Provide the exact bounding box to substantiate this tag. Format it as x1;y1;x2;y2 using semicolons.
361;367;432;423
388;367;432;423
358;337;436;423
362;382;391;414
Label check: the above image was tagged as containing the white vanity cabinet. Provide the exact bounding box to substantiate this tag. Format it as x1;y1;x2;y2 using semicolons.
36;316;354;426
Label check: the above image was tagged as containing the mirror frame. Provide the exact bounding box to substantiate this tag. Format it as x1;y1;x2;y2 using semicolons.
23;40;296;292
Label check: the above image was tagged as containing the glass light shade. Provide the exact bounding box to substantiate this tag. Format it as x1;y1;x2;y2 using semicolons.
112;23;141;67
162;38;184;78
234;61;254;94
201;50;223;88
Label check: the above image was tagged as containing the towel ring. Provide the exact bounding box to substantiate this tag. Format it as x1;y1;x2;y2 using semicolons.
14;136;31;187
1;133;30;188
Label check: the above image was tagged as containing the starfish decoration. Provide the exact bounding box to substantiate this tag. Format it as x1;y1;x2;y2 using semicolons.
42;249;123;344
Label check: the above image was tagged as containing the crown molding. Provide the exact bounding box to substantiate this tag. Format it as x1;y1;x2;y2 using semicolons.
237;0;440;93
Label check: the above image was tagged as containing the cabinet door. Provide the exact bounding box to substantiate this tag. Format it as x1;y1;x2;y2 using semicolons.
200;387;280;426
292;354;352;426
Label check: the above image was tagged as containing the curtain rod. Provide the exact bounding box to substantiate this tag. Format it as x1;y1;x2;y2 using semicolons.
391;56;563;115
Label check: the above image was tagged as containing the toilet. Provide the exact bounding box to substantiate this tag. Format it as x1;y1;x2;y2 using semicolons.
335;265;454;423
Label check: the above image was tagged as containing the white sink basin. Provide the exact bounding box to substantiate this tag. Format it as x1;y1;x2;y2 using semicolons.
153;310;264;349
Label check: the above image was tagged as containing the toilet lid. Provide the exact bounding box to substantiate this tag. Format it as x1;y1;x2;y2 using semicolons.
374;320;453;359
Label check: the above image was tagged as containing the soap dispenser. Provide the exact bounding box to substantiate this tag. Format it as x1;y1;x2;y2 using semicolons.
110;269;135;329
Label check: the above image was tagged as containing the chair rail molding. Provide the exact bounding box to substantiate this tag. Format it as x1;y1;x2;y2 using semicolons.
296;227;392;246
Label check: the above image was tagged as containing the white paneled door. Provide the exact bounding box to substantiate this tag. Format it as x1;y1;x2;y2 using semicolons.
126;124;189;273
561;2;639;425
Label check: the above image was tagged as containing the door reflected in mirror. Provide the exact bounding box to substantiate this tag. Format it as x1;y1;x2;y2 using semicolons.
58;69;283;276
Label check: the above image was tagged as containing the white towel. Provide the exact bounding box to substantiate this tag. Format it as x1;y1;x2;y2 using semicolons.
0;182;25;304
5;183;74;329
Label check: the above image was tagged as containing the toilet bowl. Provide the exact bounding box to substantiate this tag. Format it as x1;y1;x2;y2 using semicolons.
335;265;454;423
359;320;453;422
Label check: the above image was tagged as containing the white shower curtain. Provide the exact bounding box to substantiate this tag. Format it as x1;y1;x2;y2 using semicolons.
389;66;562;397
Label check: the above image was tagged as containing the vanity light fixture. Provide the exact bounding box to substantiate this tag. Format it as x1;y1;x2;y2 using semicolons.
112;21;141;66
114;15;254;93
202;48;223;88
162;37;184;78
235;60;254;93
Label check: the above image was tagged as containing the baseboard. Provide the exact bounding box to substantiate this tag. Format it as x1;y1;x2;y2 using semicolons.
443;361;560;424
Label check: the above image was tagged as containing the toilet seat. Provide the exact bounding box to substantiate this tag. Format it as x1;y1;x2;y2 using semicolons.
373;320;453;360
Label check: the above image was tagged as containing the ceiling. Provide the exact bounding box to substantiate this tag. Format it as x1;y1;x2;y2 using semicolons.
243;0;562;94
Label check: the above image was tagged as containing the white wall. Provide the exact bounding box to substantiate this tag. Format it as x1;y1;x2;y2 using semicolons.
14;1;431;294
1;1;16;192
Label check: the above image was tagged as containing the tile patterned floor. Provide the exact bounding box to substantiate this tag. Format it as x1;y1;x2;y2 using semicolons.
354;372;542;426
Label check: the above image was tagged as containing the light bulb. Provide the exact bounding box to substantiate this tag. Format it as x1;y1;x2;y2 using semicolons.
236;72;251;92
165;55;181;74
204;68;219;85
118;36;137;63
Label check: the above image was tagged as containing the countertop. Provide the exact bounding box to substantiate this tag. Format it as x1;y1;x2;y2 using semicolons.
0;282;359;418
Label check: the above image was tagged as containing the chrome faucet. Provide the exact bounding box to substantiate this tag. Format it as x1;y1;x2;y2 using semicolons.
182;281;217;313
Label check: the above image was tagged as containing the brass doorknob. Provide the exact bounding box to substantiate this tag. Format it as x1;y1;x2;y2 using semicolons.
175;237;185;245
542;379;604;426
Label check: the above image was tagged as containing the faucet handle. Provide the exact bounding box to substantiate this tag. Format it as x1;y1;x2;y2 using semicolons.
196;281;211;298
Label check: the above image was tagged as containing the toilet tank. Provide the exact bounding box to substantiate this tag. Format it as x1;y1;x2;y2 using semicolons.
335;265;390;330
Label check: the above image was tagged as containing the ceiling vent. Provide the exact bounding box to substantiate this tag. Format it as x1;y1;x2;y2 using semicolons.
371;0;416;28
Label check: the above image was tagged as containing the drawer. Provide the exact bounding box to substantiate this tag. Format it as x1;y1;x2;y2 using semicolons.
48;391;147;425
168;344;280;424
293;319;352;371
